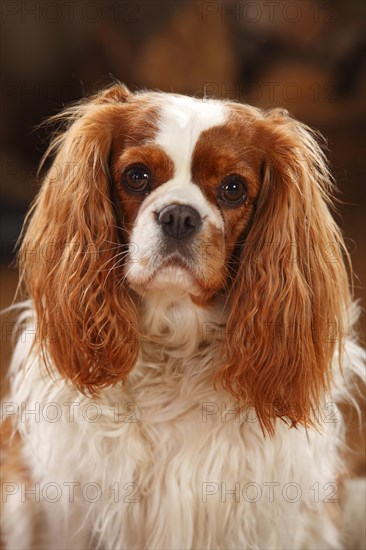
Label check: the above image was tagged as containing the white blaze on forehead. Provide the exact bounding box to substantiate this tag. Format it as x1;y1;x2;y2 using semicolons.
155;94;226;179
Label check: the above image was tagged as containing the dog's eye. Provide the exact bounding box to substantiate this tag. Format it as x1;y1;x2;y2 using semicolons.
122;164;151;194
219;175;247;206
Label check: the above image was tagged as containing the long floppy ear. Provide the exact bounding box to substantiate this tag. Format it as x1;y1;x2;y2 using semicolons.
218;108;351;434
19;84;139;393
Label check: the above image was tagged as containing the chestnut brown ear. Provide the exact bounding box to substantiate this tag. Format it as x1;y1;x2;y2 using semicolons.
216;109;351;435
19;89;138;393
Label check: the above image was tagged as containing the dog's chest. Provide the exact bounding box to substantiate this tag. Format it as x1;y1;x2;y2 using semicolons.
18;350;340;549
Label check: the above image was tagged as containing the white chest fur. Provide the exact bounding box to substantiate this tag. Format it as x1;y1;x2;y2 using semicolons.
5;302;361;549
4;302;359;549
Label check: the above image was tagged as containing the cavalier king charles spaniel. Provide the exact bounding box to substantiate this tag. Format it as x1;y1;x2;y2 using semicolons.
1;84;364;549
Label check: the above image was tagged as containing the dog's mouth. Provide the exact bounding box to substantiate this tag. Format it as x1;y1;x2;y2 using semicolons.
125;237;227;301
128;254;202;295
147;264;199;292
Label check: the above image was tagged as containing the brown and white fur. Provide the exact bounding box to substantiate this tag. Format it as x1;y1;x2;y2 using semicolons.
1;84;365;549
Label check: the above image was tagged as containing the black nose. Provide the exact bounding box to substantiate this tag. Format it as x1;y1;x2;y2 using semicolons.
158;204;202;240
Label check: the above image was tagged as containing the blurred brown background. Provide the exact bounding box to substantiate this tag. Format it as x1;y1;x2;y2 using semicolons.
1;0;365;471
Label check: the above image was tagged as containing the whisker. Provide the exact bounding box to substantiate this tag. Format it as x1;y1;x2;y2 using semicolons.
98;250;129;273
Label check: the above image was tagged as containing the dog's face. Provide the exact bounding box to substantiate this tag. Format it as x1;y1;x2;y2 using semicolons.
110;93;262;302
21;85;350;433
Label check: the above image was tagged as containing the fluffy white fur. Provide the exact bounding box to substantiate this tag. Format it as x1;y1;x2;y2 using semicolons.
1;301;365;550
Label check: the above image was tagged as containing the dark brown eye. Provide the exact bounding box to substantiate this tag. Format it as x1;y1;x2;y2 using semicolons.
219;175;248;206
122;164;151;194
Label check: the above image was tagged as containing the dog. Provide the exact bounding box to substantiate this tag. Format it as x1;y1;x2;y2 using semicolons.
1;84;364;549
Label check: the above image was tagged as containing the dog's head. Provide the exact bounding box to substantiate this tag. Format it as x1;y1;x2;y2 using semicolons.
21;84;351;433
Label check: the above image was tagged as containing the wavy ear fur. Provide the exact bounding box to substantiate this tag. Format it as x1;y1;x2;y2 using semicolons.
19;84;138;392
218;109;351;434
